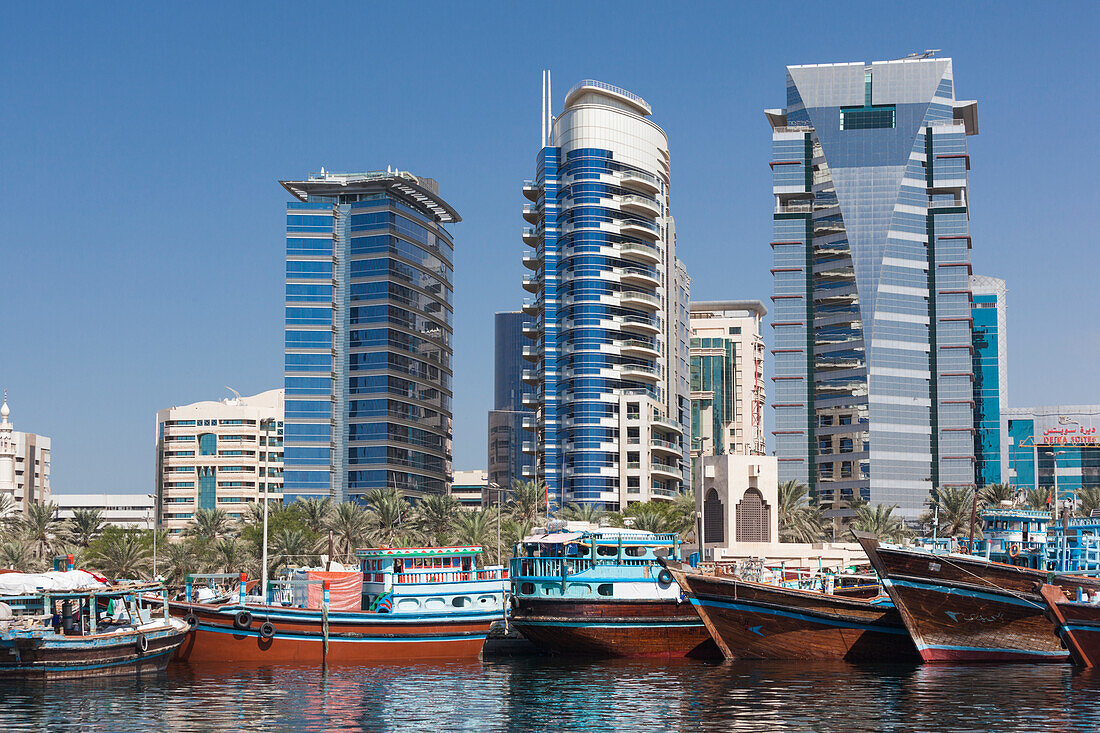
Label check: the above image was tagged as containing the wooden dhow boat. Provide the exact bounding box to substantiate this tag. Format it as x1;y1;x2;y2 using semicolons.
856;532;1100;663
0;571;187;679
1039;583;1100;668
660;559;915;661
170;546;506;665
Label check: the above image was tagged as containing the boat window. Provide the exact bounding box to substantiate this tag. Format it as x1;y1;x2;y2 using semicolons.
596;546;618;557
520;582;535;595
624;546;646;557
452;596;470;608
597;584;614;597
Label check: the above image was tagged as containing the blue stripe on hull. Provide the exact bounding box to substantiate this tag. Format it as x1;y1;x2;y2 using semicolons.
511;621;702;629
195;624;486;644
0;648;174;674
915;641;1066;657
883;578;1042;609
692;597;909;636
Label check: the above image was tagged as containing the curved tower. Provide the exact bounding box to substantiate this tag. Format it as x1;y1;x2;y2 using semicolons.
281;170;459;502
522;76;688;509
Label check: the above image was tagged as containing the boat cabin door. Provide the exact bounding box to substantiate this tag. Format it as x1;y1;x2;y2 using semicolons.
462;556;472;571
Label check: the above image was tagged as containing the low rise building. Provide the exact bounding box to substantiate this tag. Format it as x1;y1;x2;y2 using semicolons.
53;493;154;529
155;389;283;536
449;469;488;509
695;454;778;559
0;391;51;514
1006;405;1100;502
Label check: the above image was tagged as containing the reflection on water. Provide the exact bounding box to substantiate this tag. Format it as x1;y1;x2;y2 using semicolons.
1;658;1099;732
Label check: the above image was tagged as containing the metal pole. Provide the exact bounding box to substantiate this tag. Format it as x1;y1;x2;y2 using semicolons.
968;490;977;554
147;494;157;578
261;419;270;602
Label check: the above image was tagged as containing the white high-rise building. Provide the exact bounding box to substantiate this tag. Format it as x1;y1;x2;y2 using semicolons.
155;389;283;536
0;391;51;515
520;74;689;509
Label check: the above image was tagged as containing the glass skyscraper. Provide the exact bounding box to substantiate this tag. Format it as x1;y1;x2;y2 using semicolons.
281;169;460;502
488;311;533;494
971;275;1007;487
768;56;980;516
521;74;689;509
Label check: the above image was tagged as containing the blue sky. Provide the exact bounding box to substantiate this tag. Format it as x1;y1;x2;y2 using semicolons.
2;2;1097;492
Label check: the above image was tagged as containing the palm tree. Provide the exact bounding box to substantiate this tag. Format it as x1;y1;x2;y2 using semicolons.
507;479;544;525
981;483;1016;506
414;494;460;545
20;501;60;561
927;487;980;538
212;537;246;574
87;529;151;581
1025;487;1055;512
270;527;315;572
325;502;371;562
0;493;17;527
185;508;234;542
851;504;910;542
629;505;673;534
0;540;32;570
562;503;606;525
161;541;202;588
363;489;411;545
1077;487;1100;518
450;508;500;565
65;507;105;548
294;498;333;534
778;480;826;543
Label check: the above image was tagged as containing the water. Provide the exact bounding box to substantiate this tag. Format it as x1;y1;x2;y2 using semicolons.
2;657;1099;732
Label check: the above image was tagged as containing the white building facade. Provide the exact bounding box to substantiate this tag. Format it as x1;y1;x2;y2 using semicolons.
155;389;284;535
53;493;155;529
0;392;51;514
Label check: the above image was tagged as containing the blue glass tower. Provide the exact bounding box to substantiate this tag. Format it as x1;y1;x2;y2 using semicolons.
488;311;534;493
522;74;688;510
1006;406;1100;501
768;56;980;516
971;275;1007;487
281;170;460;502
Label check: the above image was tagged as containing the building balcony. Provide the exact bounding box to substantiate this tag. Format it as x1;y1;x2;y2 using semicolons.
521;392;542;408
521;343;543;362
620;290;661;310
522;180;543;201
522;250;543;270
620;241;661;265
521;368;540;385
522;204;540;223
521;441;536;455
650;438;681;456
521;465;535;478
620;315;661;335
620;363;660;382
521;298;543;316
652;418;684;435
522;227;542;246
522;320;543;338
619;194;661;217
618;267;660;288
651;462;682;479
619;169;661;195
521;415;537;431
619;220;660;241
522;274;543;293
618;339;660;358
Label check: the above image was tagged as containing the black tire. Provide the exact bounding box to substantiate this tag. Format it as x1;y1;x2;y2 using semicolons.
259;621;275;640
234;610;253;629
136;633;149;654
183;613;199;630
657;569;673;586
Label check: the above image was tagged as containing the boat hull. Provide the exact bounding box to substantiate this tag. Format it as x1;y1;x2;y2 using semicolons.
509;597;718;658
668;564;914;661
857;534;1100;663
170;602;497;664
0;624;187;680
1039;584;1100;668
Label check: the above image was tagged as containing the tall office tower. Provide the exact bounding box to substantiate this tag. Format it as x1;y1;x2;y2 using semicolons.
155;389;283;536
767;55;979;516
281;170;460;503
689;301;768;459
521;74;687;510
971;275;1007;487
0;392;51;514
487;311;534;496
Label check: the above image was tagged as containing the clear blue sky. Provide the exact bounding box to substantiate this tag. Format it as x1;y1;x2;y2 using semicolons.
2;2;1097;493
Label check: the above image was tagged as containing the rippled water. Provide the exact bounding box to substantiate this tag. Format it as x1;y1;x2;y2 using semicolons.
2;657;1099;732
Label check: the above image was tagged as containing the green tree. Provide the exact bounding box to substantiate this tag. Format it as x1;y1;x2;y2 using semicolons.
778;480;826;543
161;540;203;588
562;503;606;525
363;489;411;545
294;498;333;534
270;527;316;572
325;502;371;562
0;540;32;570
414;494;461;545
450;508;501;565
981;483;1016;506
186;508;234;543
20;501;60;561
213;537;246;574
925;487;980;538
65;507;105;548
507;479;544;525
1025;487;1055;512
86;527;151;580
1077;487;1100;518
851;504;910;542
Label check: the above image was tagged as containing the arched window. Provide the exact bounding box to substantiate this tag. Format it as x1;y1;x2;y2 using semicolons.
199;433;217;456
736;488;770;542
703;488;724;544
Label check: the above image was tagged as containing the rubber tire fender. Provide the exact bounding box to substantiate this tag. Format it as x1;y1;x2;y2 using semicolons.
657;569;674;586
136;633;149;654
233;610;253;629
183;613;199;630
258;621;276;640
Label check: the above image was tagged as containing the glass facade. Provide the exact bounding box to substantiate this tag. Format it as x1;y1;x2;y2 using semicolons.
1007;407;1100;501
691;337;735;454
971;276;1006;487
282;171;459;502
770;58;978;516
488;311;534;492
521;78;687;509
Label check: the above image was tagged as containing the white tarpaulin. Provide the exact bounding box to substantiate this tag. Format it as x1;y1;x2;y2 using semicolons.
0;570;107;596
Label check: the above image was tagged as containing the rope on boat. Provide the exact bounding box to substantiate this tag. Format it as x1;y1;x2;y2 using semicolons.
936;555;1044;610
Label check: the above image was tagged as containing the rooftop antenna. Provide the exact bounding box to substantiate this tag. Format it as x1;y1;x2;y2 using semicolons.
224;385;242;405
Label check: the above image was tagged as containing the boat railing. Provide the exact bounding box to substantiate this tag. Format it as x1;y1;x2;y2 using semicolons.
389;567;506;585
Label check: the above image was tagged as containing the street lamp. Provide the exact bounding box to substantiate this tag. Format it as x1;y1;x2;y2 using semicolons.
1052;450;1067;513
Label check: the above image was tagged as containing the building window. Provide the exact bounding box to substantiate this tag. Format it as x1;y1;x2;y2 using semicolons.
626;403;640;419
818;437;833;455
819;415;833;427
728;327;741;335
841;461;853;478
198;433;217;456
736;489;771;542
839;415;852;426
703;489;724;544
840;105;896;130
839;438;853;454
820;464;834;479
